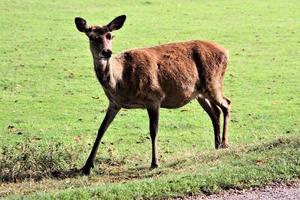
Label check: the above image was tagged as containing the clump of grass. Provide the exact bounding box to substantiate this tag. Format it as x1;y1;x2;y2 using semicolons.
0;138;87;182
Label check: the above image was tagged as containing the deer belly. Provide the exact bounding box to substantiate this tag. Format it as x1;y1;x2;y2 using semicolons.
160;90;198;108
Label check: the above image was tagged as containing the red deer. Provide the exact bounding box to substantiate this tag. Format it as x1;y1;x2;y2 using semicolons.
75;15;231;175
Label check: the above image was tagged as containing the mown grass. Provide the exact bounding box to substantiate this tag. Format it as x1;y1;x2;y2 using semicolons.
1;0;300;199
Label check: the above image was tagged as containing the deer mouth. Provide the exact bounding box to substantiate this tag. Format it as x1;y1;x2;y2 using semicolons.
98;54;111;60
102;49;112;58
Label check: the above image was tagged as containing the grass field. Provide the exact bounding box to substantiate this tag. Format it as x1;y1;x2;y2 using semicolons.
1;0;300;199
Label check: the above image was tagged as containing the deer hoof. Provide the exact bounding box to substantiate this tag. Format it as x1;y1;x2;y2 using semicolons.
220;143;229;149
215;142;221;149
81;166;92;175
150;163;158;169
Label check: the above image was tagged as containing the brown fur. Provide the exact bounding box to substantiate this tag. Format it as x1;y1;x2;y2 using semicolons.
75;15;231;175
97;40;228;109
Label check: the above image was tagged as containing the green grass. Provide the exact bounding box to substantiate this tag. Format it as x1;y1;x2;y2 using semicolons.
1;0;300;199
4;137;300;199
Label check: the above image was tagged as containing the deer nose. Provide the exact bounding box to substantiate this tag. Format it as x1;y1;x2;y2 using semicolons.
102;49;112;58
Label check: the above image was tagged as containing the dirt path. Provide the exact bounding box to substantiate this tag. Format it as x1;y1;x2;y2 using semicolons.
177;182;300;200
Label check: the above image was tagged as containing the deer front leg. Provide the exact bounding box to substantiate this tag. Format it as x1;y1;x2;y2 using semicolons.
147;107;160;168
81;103;120;175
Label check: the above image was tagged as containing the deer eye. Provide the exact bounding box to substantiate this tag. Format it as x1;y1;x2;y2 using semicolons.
106;33;113;40
89;36;102;42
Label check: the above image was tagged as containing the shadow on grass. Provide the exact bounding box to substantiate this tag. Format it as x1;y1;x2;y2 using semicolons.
50;168;83;179
1;168;83;183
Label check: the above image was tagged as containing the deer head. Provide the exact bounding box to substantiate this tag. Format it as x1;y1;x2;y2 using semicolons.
75;15;126;59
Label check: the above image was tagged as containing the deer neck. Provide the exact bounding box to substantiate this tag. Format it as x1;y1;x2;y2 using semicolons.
92;55;122;91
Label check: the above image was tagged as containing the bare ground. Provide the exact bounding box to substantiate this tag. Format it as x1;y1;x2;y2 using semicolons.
175;181;300;200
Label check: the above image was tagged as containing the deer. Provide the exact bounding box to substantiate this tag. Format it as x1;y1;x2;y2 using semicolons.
74;15;231;175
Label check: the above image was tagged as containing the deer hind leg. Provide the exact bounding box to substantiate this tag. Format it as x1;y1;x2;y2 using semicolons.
197;96;221;149
219;96;231;148
209;94;231;148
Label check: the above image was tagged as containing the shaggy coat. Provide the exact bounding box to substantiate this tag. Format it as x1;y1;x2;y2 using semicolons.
75;15;231;175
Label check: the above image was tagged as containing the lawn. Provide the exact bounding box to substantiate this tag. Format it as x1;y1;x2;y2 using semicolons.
0;0;300;199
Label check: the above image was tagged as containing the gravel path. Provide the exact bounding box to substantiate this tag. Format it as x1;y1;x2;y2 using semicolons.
177;182;300;200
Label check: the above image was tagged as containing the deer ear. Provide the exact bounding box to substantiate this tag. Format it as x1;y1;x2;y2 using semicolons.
75;17;89;32
107;15;126;31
